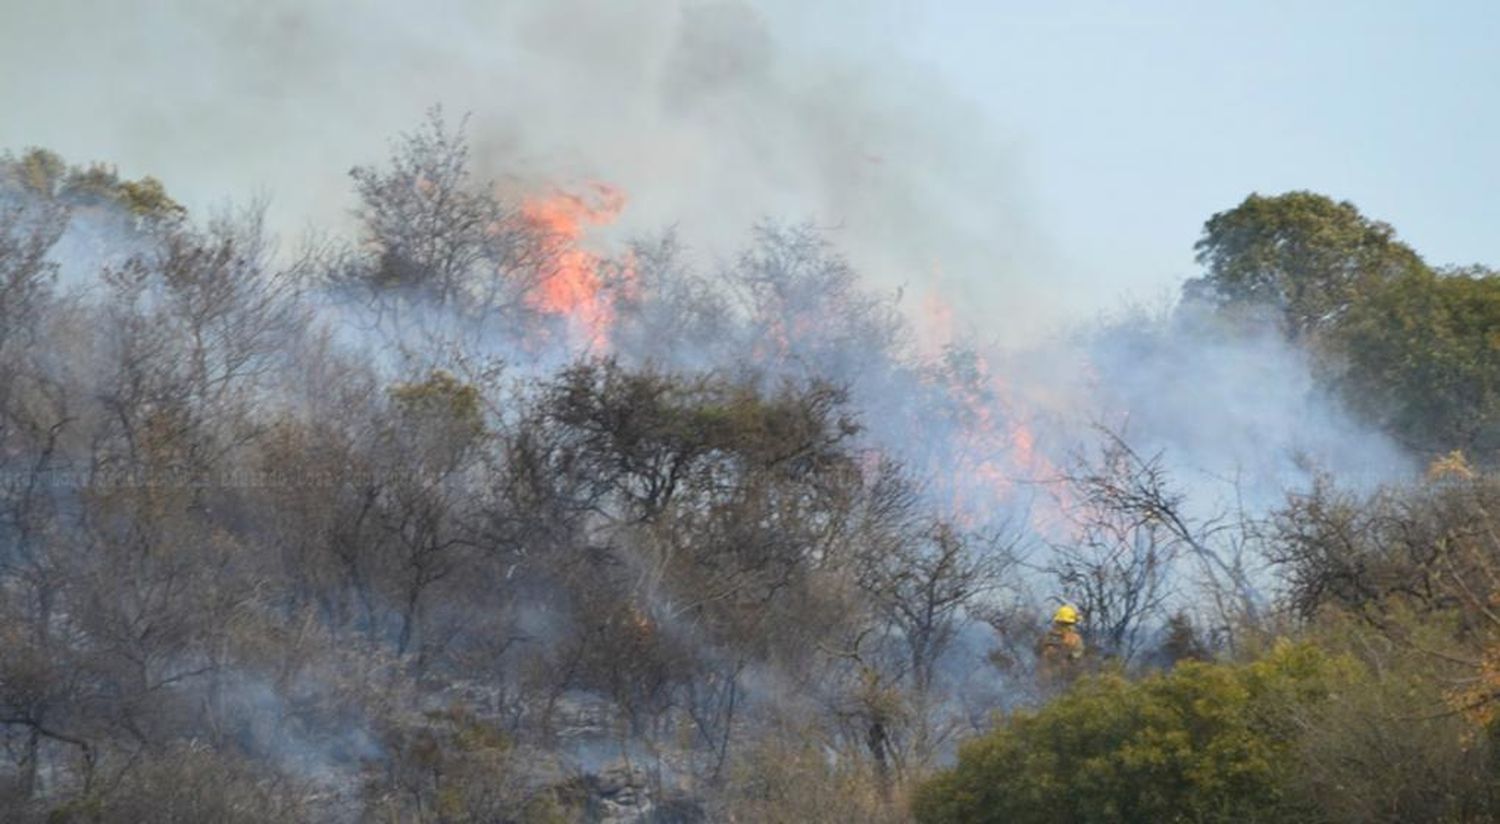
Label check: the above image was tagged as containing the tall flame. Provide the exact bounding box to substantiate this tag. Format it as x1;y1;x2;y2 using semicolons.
520;182;631;351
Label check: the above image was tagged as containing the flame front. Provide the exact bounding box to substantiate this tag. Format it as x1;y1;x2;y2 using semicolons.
513;188;1070;533
521;182;631;351
915;292;1072;533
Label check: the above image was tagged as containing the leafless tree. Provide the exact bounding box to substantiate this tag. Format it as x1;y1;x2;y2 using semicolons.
1063;426;1264;643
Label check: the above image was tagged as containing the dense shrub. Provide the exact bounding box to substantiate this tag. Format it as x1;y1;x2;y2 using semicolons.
912;643;1346;824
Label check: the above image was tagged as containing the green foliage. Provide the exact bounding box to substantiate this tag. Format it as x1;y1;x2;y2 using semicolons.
1189;191;1424;340
912;642;1348;824
1251;478;1500;820
13;148;66;197
113;175;184;218
1285;614;1500;823
1188;190;1500;463
2;148;185;222
1333;267;1500;459
389;369;487;457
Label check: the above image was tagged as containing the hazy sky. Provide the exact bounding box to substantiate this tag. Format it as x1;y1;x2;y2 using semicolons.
3;1;1496;333
775;0;1499;295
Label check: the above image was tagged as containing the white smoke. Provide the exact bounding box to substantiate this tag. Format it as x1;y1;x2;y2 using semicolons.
0;0;1059;341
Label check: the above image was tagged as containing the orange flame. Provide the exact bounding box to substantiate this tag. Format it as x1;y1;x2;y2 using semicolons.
907;285;1077;532
911;296;1073;534
520;182;631;351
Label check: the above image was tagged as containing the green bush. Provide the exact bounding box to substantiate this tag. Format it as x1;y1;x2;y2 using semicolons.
912;642;1348;824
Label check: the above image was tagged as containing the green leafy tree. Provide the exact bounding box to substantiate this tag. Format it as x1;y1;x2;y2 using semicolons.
1332;266;1500;460
1188;191;1425;340
912;642;1347;824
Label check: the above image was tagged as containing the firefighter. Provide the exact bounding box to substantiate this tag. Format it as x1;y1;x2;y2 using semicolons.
1037;604;1085;685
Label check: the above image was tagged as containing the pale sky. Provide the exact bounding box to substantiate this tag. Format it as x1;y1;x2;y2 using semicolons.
3;1;1496;330
775;0;1499;296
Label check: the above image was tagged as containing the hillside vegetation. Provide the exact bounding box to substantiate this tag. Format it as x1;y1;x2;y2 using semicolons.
2;124;1499;821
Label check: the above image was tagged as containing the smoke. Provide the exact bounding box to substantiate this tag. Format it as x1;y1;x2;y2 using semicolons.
2;1;1409;507
1069;306;1412;501
985;302;1414;520
0;1;1428;809
215;673;382;784
0;0;1057;340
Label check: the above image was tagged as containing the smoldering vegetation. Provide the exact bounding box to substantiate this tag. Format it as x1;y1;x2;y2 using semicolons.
0;117;1495;823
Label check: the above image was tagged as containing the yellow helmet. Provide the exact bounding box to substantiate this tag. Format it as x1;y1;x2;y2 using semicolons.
1052;604;1079;625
